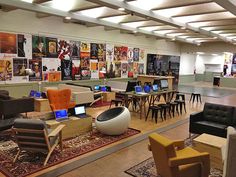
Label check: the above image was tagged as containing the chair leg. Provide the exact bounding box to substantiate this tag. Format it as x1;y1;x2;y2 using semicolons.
172;105;175;117
44;150;53;166
109;101;112;108
155;110;158;123
189;94;193;102
13;150;21;163
183;103;186;113
199;95;202;103
192;95;195;103
176;104;179;115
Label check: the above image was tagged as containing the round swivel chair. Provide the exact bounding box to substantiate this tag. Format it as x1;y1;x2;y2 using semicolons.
95;107;131;135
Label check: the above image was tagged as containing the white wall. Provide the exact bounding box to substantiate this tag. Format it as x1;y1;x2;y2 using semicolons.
179;53;196;75
0;9;181;74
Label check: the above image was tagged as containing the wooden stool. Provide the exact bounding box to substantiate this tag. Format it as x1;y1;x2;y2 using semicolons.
159;103;171;120
146;106;163;123
109;99;123;108
189;93;202;103
169;102;179;117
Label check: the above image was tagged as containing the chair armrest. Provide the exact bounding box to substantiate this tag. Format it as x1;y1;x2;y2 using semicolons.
169;152;209;167
172;140;185;150
190;111;204;123
48;124;65;137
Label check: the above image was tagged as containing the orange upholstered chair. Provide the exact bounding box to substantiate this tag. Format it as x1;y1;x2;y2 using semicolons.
47;89;76;111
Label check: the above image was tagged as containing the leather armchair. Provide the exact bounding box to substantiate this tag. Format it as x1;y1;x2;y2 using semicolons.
47;89;76;111
148;133;210;177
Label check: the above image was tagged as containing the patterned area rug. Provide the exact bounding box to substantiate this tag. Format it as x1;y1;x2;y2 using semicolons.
0;128;140;177
125;157;223;177
91;100;111;107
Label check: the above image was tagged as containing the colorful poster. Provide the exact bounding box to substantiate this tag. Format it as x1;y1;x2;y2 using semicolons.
106;62;115;78
42;58;61;72
32;36;46;58
46;37;58;58
29;58;42;81
0;59;12;81
81;57;90;80
114;46;121;61
115;62;121;77
138;63;144;74
72;60;80;80
17;34;32;58
133;48;139;62
133;62;139;77
127;47;133;63
98;44;106;62
127;62;133;78
58;39;71;60
99;62;106;79
90;43;98;59
121;62;128;78
90;60;99;79
106;44;114;62
0;32;17;54
70;40;80;60
13;58;27;76
61;59;72;80
80;42;90;59
139;49;145;61
48;72;61;82
120;46;128;61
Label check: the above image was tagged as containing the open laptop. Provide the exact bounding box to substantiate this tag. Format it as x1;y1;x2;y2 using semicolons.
135;86;147;95
54;109;69;122
74;105;87;118
152;84;159;92
160;79;169;91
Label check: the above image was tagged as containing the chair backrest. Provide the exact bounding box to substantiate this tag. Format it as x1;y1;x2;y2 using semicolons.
12;119;50;152
223;126;236;177
149;133;177;177
47;89;71;111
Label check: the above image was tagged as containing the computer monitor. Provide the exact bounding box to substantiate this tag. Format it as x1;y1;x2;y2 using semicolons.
94;85;100;91
135;86;142;93
35;91;41;98
100;86;107;92
160;79;169;90
126;81;137;92
152;84;159;92
29;90;35;97
75;106;86;116
144;85;151;93
54;109;68;121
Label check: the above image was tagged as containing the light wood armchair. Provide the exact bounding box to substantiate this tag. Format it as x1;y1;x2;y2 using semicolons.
148;133;210;177
12;119;65;166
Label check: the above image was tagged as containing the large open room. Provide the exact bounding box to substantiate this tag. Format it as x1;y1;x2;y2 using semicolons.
0;0;236;177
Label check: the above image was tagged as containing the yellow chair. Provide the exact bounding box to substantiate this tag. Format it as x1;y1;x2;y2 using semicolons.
148;133;210;177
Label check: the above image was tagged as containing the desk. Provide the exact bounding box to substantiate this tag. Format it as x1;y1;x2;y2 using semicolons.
102;92;116;102
34;99;51;112
46;116;92;139
193;133;226;170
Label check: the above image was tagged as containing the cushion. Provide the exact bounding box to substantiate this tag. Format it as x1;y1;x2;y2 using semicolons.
0;93;10;100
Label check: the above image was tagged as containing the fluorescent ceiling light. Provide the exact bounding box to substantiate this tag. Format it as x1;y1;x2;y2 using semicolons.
128;0;166;11
21;0;33;3
211;30;224;34
50;0;77;12
220;33;236;37
65;16;71;20
154;7;183;18
79;7;106;18
122;21;146;28
166;33;186;37
212;54;218;56
118;7;125;11
102;15;126;24
154;30;175;35
197;52;205;54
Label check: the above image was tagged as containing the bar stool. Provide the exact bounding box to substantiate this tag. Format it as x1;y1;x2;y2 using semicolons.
174;93;186;114
146;105;163;123
169;102;179;117
109;99;123;108
189;93;202;103
159;103;171;120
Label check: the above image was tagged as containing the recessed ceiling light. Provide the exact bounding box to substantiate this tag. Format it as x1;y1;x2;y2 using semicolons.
197;52;204;54
197;43;201;46
180;26;186;30
65;16;71;20
213;36;218;39
118;7;125;11
171;38;175;41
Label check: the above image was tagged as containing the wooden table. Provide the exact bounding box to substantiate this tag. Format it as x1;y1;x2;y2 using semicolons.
46;116;92;139
102;92;116;102
34;98;51;112
193;133;226;170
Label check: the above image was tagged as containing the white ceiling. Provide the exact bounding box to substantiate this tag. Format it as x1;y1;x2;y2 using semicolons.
1;0;236;45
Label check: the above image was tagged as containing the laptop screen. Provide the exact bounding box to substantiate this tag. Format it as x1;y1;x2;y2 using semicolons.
144;85;151;93
55;109;68;120
160;79;168;89
35;91;41;98
29;90;35;97
75;106;86;115
152;84;159;91
101;86;107;92
94;85;100;91
135;86;142;93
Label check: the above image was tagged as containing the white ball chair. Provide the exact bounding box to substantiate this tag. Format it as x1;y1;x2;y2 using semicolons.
95;106;131;135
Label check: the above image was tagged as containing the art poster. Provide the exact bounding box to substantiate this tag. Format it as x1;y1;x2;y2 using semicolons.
133;62;139;77
90;43;98;59
0;59;12;81
48;72;61;82
46;37;58;58
98;62;106;79
17;34;32;58
121;62;128;78
98;44;106;62
58;39;71;60
72;59;81;80
133;48;140;62
70;40;80;60
42;58;61;72
106;44;114;62
115;62;121;78
106;61;115;78
120;46;128;61
80;57;90;80
127;47;133;63
29;58;42;81
127;62;134;78
32;35;46;58
90;59;99;79
0;32;17;54
139;49;145;62
114;46;121;61
138;63;144;74
61;59;72;80
80;42;90;59
13;58;27;76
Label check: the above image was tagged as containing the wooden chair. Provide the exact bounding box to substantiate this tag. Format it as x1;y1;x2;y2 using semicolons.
12;119;65;166
148;133;210;177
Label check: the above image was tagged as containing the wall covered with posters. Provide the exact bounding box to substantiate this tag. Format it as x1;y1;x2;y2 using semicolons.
0;10;180;84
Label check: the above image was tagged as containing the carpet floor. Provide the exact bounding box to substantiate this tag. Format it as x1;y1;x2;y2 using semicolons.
0;128;140;177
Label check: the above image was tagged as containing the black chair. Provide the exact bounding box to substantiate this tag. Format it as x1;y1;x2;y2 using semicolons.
174;93;186;114
189;93;202;103
159;103;171;120
146;105;163;123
